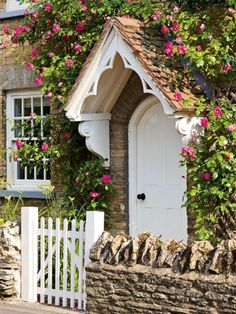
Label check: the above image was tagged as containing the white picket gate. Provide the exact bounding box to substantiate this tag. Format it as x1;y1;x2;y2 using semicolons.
21;207;104;311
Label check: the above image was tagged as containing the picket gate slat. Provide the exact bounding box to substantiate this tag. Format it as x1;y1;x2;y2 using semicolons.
78;220;84;310
40;217;45;304
62;219;68;307
70;220;76;308
55;218;60;306
47;218;53;305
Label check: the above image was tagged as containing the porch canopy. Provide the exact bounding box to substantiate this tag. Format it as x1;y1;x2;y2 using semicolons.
64;17;201;162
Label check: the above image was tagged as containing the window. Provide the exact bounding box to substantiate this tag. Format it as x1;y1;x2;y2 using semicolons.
6;91;51;190
6;0;27;12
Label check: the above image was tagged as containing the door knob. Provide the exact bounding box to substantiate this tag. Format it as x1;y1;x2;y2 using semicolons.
137;193;146;200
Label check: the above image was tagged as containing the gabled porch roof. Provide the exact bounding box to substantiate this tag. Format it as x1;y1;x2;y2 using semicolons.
65;17;202;122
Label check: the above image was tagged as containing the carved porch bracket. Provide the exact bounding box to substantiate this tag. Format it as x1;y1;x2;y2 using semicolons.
79;119;110;166
176;117;200;144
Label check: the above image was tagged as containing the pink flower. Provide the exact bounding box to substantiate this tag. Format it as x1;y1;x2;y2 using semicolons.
31;11;39;19
13;154;18;161
65;33;71;41
35;76;43;87
225;154;231;161
2;26;9;35
64;132;72;140
199;23;205;32
227;124;236;132
16;139;23;149
53;23;60;33
74;44;82;52
46;92;52;99
44;3;53;12
161;25;169;34
164;41;173;56
172;22;180;31
176;36;182;44
177;44;188;55
101;175;111;184
65;59;74;68
41;142;49;151
75;22;85;33
174;91;183;102
45;30;53;38
223;63;231;74
2;43;8;49
32;47;38;58
227;7;235;14
213;106;222;118
89;191;100;198
181;146;196;161
202;172;211;181
47;52;54;58
27;62;35;70
200;117;209;128
153;10;162;21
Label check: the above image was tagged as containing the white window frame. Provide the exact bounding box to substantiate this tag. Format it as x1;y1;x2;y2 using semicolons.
6;90;51;191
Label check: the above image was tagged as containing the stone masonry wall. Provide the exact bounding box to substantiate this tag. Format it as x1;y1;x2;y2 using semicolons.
0;220;21;298
86;262;236;314
110;72;148;235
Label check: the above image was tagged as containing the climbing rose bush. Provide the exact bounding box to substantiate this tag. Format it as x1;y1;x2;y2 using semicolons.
1;0;236;234
181;98;236;242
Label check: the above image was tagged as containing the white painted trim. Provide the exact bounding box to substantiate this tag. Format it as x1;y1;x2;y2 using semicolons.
6;90;50;190
78;119;110;163
176;117;200;144
65;27;175;121
128;96;159;236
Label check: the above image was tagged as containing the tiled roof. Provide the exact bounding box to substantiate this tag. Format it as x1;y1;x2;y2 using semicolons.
68;17;204;112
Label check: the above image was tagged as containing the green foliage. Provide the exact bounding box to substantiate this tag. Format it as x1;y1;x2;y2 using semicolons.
181;98;236;242
2;0;235;240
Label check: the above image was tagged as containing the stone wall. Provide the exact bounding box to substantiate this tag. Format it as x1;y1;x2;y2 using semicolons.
86;263;236;314
0;220;21;298
110;72;148;235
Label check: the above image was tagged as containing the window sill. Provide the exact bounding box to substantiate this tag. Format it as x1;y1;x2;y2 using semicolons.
0;10;25;20
0;189;49;199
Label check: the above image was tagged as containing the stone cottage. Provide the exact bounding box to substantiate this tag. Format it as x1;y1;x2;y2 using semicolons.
0;0;48;209
1;2;230;242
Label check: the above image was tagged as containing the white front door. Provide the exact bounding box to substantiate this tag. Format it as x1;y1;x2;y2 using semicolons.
129;97;187;242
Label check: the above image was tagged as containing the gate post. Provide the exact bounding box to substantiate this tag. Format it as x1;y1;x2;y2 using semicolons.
21;207;38;302
84;211;104;266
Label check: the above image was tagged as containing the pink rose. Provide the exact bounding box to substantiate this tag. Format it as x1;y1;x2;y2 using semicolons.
153;10;162;21
177;44;188;55
200;117;209;128
16;139;23;149
35;76;43;87
74;44;82;52
64;132;72;140
53;23;60;33
181;146;196;161
227;124;236;132
31;12;39;19
172;22;180;31
2;26;9;35
227;7;235;14
89;191;100;198
202;172;211;181
225;154;231;161
101;175;111;184
44;3;53;12
47;52;54;58
174;91;183;102
164;42;173;56
75;22;85;33
32;47;38;58
161;25;169;34
41;142;49;151
223;63;231;74
213;106;222;118
27;62;35;70
45;30;53;38
13;154;18;161
199;23;205;32
176;36;182;44
65;59;74;68
46;92;52;99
